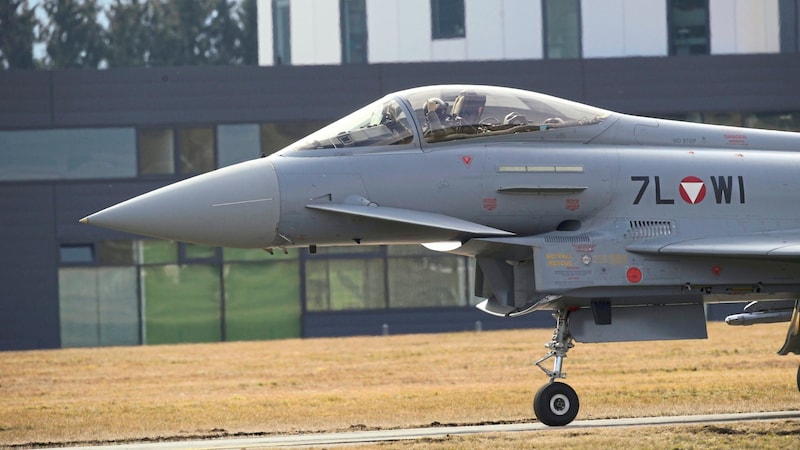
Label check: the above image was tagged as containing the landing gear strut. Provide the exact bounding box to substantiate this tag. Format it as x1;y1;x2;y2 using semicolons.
533;309;579;426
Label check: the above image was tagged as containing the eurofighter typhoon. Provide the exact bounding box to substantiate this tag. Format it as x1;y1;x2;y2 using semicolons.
82;85;800;426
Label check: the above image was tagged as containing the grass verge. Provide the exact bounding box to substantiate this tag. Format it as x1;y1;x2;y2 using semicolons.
1;322;798;447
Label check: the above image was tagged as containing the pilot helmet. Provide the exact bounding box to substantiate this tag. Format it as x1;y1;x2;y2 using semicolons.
424;97;448;120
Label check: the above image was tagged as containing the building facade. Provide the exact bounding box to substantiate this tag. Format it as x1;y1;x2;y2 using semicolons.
2;1;800;351
257;0;793;66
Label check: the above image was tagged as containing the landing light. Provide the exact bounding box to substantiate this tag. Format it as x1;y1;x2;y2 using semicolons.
422;241;462;252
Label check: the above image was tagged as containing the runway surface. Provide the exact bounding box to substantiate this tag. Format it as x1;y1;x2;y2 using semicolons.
60;410;800;449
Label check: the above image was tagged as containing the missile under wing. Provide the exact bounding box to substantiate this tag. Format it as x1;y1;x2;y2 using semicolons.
82;85;800;426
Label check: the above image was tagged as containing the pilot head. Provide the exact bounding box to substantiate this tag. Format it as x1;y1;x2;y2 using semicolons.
424;97;448;123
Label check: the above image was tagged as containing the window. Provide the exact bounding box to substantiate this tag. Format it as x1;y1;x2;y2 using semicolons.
138;126;215;175
341;0;368;63
142;264;222;344
60;244;94;264
59;267;139;347
668;0;709;55
305;257;387;311
0;128;135;181
386;246;468;308
178;127;215;174
543;0;581;59
218;124;260;167
273;0;291;65
779;0;800;53
224;260;301;340
138;128;174;175
745;112;800;131
431;0;465;39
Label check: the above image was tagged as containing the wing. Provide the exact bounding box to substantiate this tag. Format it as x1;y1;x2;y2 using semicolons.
626;229;800;258
305;203;514;237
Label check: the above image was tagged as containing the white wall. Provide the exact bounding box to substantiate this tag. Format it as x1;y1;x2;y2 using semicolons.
710;0;780;54
368;0;432;63
257;0;783;66
291;0;342;65
503;0;543;60
467;0;543;60
582;0;667;58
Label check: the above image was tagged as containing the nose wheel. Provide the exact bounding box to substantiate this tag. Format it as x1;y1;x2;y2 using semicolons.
533;309;580;426
534;382;579;426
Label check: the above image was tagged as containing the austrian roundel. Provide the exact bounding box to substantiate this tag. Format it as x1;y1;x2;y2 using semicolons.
679;176;706;204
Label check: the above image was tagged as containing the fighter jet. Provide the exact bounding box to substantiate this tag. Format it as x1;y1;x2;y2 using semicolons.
82;84;800;426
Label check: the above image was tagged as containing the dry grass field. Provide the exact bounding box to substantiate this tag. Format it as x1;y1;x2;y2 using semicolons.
1;322;799;448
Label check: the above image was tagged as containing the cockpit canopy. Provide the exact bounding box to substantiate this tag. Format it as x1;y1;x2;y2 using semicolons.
279;85;611;152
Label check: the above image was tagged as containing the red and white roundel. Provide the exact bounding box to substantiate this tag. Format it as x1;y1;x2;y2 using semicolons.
679;176;706;204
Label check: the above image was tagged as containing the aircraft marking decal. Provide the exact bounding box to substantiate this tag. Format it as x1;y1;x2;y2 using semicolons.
631;176;745;205
461;155;473;167
626;267;643;283
679;176;706;204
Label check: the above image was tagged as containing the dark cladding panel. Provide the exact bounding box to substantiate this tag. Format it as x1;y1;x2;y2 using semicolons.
0;70;52;129
377;59;585;102
583;55;800;114
51;65;385;127
303;308;553;338
0;185;59;349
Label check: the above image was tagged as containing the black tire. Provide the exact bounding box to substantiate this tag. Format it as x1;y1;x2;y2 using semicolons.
533;382;579;426
796;364;800;393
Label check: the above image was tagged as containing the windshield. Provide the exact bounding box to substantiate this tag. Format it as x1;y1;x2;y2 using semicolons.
401;85;611;143
279;85;611;153
282;97;414;151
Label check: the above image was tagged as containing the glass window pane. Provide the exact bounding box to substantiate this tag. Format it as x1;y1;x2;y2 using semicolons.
273;0;291;64
341;0;368;63
59;268;100;347
745;112;800;132
703;112;743;127
184;243;218;260
431;0;465;39
60;244;94;264
0;128;136;181
544;0;581;59
97;240;134;265
387;255;467;308
138;128;174;175
178;127;215;174
142;264;221;344
669;0;709;55
136;240;177;264
58;267;139;347
224;261;301;340
218;124;260;167
97;267;139;346
224;247;297;261
305;258;386;311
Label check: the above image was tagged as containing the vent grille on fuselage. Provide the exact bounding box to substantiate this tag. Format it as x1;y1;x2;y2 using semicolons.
626;220;674;239
543;234;591;244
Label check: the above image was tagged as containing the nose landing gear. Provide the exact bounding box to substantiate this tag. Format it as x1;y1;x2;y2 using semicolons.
533;309;580;426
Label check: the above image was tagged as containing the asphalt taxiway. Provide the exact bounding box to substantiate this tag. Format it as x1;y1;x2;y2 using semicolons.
59;410;800;449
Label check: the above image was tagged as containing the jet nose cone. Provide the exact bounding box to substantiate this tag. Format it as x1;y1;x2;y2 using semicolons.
82;158;281;248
